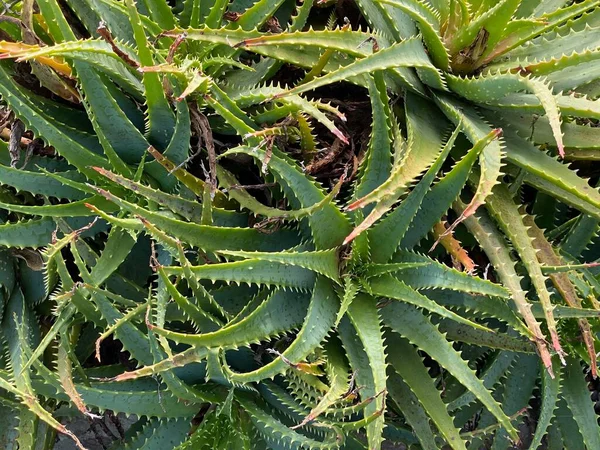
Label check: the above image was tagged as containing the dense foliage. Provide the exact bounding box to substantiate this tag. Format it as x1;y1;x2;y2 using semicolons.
2;0;600;448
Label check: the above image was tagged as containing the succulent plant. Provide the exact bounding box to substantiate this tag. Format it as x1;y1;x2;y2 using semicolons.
1;0;600;449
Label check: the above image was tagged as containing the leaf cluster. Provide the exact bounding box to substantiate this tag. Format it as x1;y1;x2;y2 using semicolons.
1;0;600;449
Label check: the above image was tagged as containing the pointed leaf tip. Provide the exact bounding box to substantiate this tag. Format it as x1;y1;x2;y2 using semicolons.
333;129;350;144
91;166;109;175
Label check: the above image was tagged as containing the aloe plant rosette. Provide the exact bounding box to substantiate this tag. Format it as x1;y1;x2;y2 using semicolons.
1;0;600;449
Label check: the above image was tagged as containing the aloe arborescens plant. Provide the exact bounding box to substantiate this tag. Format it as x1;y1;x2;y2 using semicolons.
1;0;600;449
